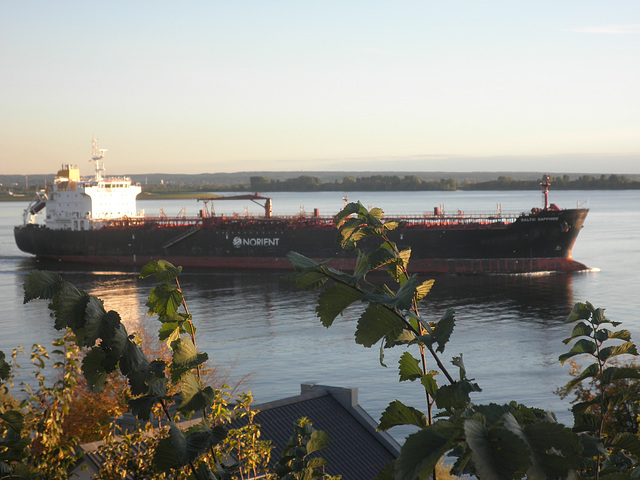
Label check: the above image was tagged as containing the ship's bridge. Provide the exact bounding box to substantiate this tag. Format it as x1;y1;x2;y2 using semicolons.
29;141;143;231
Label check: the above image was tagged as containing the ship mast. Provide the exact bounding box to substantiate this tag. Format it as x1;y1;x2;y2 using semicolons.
540;174;551;210
91;138;107;182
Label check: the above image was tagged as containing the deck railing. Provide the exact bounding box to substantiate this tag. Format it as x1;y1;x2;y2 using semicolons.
97;208;531;230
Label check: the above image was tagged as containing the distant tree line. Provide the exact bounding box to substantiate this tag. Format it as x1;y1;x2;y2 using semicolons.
245;174;640;192
3;173;639;200
468;174;637;191
131;174;640;194
248;175;461;192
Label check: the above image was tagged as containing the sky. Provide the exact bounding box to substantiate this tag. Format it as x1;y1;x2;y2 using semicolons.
1;1;639;175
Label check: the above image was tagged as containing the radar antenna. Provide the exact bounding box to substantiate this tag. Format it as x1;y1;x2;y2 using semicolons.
90;138;107;182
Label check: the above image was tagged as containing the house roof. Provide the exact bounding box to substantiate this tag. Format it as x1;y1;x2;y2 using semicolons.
74;384;400;480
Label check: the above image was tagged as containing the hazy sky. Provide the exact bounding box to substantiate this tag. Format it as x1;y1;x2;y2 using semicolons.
1;1;639;175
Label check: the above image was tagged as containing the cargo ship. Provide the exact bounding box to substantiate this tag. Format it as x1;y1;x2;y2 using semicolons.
14;140;589;274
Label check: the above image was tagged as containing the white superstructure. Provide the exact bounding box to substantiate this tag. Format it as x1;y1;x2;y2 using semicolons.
23;139;141;230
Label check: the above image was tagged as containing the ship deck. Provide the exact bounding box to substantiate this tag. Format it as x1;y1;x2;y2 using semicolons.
95;209;534;231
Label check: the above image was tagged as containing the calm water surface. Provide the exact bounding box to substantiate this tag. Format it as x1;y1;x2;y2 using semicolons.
1;189;639;439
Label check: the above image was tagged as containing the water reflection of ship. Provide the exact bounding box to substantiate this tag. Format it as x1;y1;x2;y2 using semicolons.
23;256;576;326
422;273;575;323
156;270;577;327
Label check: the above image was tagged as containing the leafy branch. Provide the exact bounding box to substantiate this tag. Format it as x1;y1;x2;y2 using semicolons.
22;261;228;478
560;302;640;479
288;202;640;480
288;202;481;478
11;261;336;480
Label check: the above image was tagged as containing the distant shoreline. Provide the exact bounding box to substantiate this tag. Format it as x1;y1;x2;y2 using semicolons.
3;184;640;203
3;172;639;202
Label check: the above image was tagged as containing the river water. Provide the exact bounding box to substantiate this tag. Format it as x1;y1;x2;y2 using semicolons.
1;189;639;440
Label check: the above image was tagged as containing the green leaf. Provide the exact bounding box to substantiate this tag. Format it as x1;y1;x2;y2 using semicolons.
365;247;399;271
183;321;196;338
597;342;638;362
98;310;126;345
79;295;107;347
470;403;518;425
369;207;385;221
571;409;600;433
0;410;24;434
337;217;366;247
209;425;228;447
353;251;372;279
158;322;181;343
349;226;385;246
100;323;129;372
287;251;322;270
592;308;608;325
154;423;188;471
335;202;368;226
171;337;209;383
610;432;640;457
414;280;434;304
379;341;388;367
383;220;400;231
421;372;438;397
0;351;11;380
365;277;425;312
451;355;468;381
306;430;331;455
306;457;329;470
559;338;597;365
562;322;593;344
387;249;412;281
355;304;406;348
53;283;90;331
147;284;183;317
385;328;417;348
398;352;423;382
129;394;160;421
178;372;216;415
595;328;631;343
564;363;600;391
432;309;455;353
436;380;481;411
600;366;640;385
140;259;183;282
168;422;188;464
464;418;532;480
394;427;450;480
315;283;363;327
120;339;151;395
148;360;168;397
82;348;109;392
393;275;424;311
287;270;328;291
23;270;64;303
522;420;584;476
579;434;605;457
159;311;191;323
378;400;428;431
185;430;216;463
567;302;595;323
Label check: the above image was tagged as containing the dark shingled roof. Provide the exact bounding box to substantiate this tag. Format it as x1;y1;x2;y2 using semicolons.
245;384;399;479
74;384;399;480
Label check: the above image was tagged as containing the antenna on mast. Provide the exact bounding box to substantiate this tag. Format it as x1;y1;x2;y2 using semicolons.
540;174;551;210
91;138;107;182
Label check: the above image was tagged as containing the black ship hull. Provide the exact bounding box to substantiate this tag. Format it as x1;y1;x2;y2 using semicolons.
14;207;589;274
